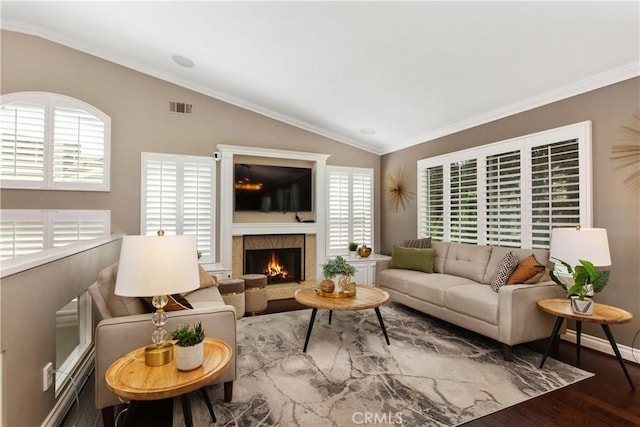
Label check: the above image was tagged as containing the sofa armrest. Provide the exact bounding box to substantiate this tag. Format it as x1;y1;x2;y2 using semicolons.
94;305;237;410
375;259;391;285
498;281;567;346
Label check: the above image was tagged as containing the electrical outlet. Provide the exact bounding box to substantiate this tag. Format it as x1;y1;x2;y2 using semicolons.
42;362;54;391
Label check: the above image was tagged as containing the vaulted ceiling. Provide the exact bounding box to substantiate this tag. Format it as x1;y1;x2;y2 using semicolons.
2;1;638;154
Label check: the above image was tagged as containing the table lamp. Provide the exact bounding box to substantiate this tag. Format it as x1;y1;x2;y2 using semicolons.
550;226;611;293
115;233;199;366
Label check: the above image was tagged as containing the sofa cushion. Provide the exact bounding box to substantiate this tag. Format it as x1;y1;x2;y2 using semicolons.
389;246;436;273
406;274;478;306
95;263;147;318
377;268;427;294
443;243;492;283
184;285;226;309
482;247;550;284
403;237;432;248
491;251;519;292
431;240;450;273
507;254;546;285
444;284;499;325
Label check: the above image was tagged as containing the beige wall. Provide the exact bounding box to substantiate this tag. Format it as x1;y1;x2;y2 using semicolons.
0;30;381;249
381;77;640;347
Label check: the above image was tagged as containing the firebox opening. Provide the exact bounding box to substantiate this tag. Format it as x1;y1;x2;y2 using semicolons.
244;248;303;284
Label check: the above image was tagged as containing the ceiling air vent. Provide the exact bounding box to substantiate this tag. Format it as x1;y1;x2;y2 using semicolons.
169;101;193;114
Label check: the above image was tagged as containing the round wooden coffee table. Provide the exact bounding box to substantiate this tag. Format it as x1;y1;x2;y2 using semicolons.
294;285;390;352
537;298;634;390
106;337;232;426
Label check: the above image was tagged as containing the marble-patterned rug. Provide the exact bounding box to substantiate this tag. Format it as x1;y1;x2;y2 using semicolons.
175;302;592;426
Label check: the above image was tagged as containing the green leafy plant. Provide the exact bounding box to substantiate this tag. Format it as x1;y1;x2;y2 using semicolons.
322;255;356;279
348;242;358;251
549;259;610;301
171;322;205;347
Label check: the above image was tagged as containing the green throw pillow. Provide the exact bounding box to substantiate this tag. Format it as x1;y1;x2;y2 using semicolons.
389;246;436;273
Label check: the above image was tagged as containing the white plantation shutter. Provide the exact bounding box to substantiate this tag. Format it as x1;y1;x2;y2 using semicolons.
485;150;521;247
418;165;444;240
530;139;581;249
352;171;373;248
417;121;590;249
53;106;105;184
327;169;350;254
0;101;46;183
183;161;214;259
0;92;110;190
326;166;374;256
449;159;478;244
141;153;215;262
143;157;178;235
0;210;110;260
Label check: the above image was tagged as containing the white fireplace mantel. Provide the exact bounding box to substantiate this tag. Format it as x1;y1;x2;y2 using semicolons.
217;144;330;280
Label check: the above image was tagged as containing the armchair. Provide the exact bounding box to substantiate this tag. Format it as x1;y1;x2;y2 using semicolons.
88;263;237;427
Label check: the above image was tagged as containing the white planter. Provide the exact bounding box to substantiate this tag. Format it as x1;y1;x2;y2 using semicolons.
332;275;344;293
570;296;594;315
175;341;204;371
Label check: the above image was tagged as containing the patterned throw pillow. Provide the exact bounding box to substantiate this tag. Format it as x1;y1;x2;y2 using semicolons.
491;251;519;292
142;294;193;312
402;237;432;249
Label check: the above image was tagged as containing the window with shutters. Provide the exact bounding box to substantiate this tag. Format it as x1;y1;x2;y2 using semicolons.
0;210;110;260
326;166;373;256
417;121;591;249
0;92;110;191
141;152;215;262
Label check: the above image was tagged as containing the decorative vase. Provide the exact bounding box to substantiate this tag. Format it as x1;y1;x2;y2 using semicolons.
332;274;345;293
570;296;594;315
357;245;372;258
175;341;204;371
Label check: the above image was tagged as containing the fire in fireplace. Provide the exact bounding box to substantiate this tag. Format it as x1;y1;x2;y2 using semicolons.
245;248;303;284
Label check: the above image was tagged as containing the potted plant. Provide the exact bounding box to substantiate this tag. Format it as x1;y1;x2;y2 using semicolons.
348;242;358;257
549;259;610;315
171;322;205;371
322;255;356;293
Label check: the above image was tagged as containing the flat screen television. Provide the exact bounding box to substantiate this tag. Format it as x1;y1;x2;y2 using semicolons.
234;163;312;212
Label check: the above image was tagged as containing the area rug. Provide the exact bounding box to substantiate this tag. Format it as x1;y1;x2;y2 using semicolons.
175;302;592;426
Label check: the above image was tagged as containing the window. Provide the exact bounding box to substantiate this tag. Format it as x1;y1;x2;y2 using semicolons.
141;152;215;262
0;210;110;260
0;92;110;191
417;121;591;249
326;166;373;255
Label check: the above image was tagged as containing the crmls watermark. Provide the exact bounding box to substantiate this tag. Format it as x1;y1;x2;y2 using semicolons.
352;412;403;425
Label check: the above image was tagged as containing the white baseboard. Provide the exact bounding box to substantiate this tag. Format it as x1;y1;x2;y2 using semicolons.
561;329;640;364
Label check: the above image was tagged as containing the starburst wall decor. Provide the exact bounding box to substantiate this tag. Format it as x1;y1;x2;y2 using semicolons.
385;168;414;213
611;112;640;192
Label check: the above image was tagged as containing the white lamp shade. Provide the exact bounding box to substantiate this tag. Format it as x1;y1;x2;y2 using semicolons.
550;227;611;268
115;235;200;297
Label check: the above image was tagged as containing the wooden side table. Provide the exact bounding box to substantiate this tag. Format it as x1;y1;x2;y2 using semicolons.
537;298;634;390
106;337;232;426
294;285;390;352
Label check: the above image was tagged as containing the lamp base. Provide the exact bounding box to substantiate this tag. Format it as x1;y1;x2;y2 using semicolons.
144;342;174;366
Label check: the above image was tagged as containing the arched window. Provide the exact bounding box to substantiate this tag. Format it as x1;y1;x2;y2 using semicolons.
1;92;110;191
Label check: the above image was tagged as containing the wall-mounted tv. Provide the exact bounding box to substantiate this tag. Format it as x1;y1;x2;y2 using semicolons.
234;163;312;212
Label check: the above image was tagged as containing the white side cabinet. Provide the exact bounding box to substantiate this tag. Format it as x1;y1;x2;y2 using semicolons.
346;253;391;285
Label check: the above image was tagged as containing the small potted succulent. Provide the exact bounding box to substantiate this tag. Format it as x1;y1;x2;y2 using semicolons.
549;259;610;315
348;242;358;257
171;322;205;371
322;256;357;293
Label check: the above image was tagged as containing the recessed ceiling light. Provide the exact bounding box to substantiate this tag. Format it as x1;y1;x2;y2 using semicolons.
172;54;194;68
360;128;376;135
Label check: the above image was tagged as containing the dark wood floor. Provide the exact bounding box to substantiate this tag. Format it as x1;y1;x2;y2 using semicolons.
62;299;640;427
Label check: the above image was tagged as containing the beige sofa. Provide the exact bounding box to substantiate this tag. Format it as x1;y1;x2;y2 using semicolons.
376;241;565;360
88;263;237;426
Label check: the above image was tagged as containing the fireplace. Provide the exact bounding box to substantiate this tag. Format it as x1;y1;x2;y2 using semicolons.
245;248;303;284
242;234;306;284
